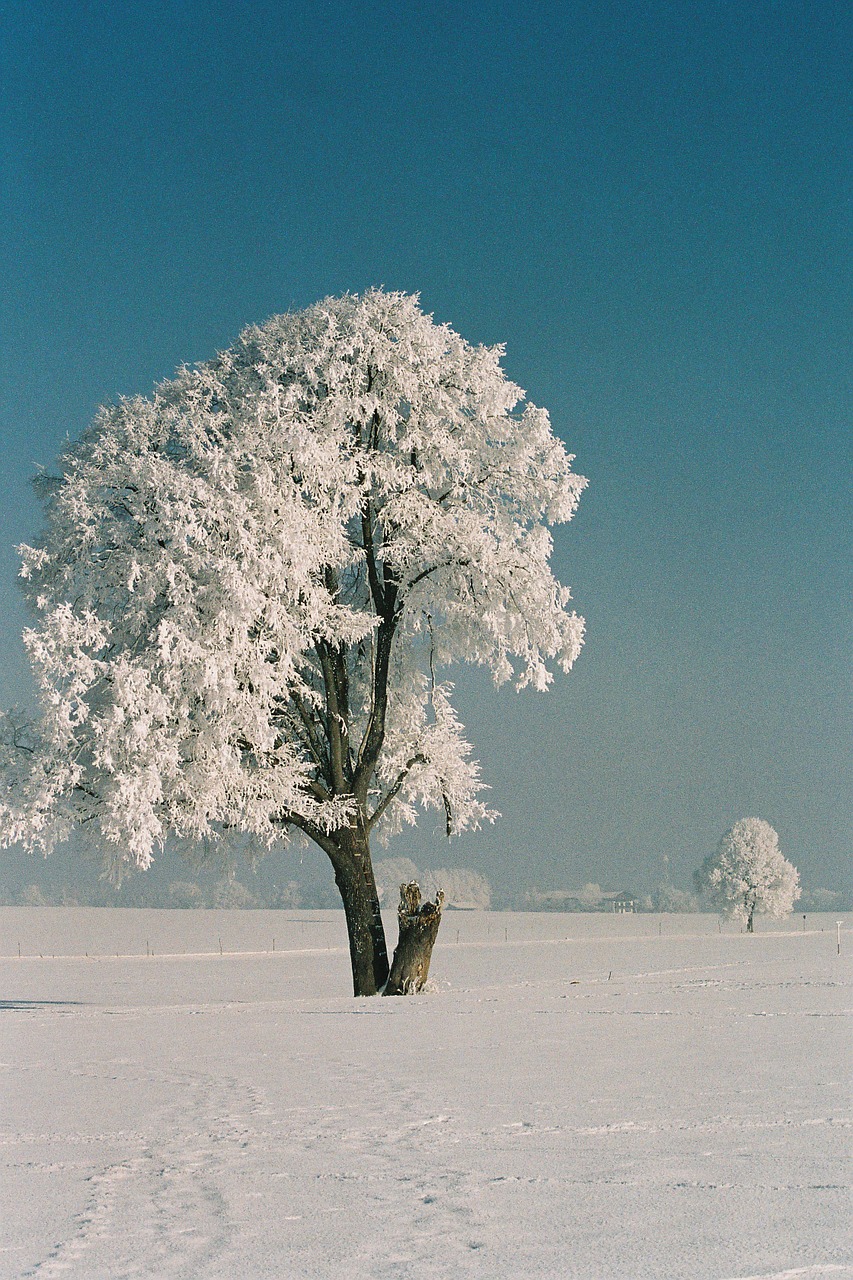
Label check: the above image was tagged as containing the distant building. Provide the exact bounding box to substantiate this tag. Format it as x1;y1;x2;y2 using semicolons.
525;888;637;912
607;891;636;914
525;889;584;911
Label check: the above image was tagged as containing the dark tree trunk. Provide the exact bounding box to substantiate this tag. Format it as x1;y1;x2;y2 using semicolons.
324;832;445;996
384;881;445;995
746;909;755;933
330;829;389;996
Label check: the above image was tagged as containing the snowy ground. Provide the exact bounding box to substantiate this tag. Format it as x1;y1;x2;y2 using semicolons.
1;909;850;1280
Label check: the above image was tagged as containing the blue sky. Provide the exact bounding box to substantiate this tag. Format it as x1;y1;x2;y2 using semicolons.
1;0;850;893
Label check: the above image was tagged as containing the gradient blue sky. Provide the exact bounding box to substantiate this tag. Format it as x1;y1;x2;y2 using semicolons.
1;0;850;894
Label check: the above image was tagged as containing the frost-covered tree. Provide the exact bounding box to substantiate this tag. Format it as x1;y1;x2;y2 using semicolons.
800;887;848;912
211;877;257;910
167;880;206;909
695;818;800;932
576;882;603;908
422;867;491;910
651;884;698;913
373;857;421;905
0;289;586;994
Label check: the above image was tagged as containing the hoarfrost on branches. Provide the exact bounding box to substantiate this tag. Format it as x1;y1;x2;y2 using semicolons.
695;818;800;932
421;867;492;910
1;290;587;992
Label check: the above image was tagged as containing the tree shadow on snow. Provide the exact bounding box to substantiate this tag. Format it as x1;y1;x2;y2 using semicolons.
0;999;86;1011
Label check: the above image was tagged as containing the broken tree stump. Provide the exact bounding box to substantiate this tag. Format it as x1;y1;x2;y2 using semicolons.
383;881;444;995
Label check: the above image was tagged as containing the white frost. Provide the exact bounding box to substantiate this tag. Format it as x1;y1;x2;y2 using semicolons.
1;290;586;878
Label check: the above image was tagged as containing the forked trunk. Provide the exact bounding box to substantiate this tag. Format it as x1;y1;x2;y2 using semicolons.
329;835;444;996
384;881;445;995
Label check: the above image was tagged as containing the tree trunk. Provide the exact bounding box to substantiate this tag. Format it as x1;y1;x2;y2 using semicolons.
384;881;444;995
746;909;754;933
330;829;389;996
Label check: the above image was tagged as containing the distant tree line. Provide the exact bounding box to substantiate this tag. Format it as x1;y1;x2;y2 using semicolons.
520;884;701;913
2;862;495;910
511;882;849;914
6;876;847;912
3;819;847;914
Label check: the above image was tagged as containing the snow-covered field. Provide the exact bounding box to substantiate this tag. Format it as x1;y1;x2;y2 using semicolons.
1;909;850;1280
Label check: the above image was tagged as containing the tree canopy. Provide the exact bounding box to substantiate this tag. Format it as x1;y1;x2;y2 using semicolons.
0;289;587;992
695;818;800;931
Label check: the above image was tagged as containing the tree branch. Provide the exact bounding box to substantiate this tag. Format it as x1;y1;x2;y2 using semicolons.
272;810;339;859
361;497;386;614
305;777;331;803
354;594;398;802
315;638;348;793
278;689;331;785
402;557;470;597
366;753;427;832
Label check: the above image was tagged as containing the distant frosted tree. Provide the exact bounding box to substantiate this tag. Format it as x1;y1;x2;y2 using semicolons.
0;289;586;994
19;884;48;907
800;887;848;911
373;857;420;905
211;878;257;910
576;882;603;908
652;884;698;913
422;867;491;909
272;880;303;909
167;880;206;909
695;819;800;932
